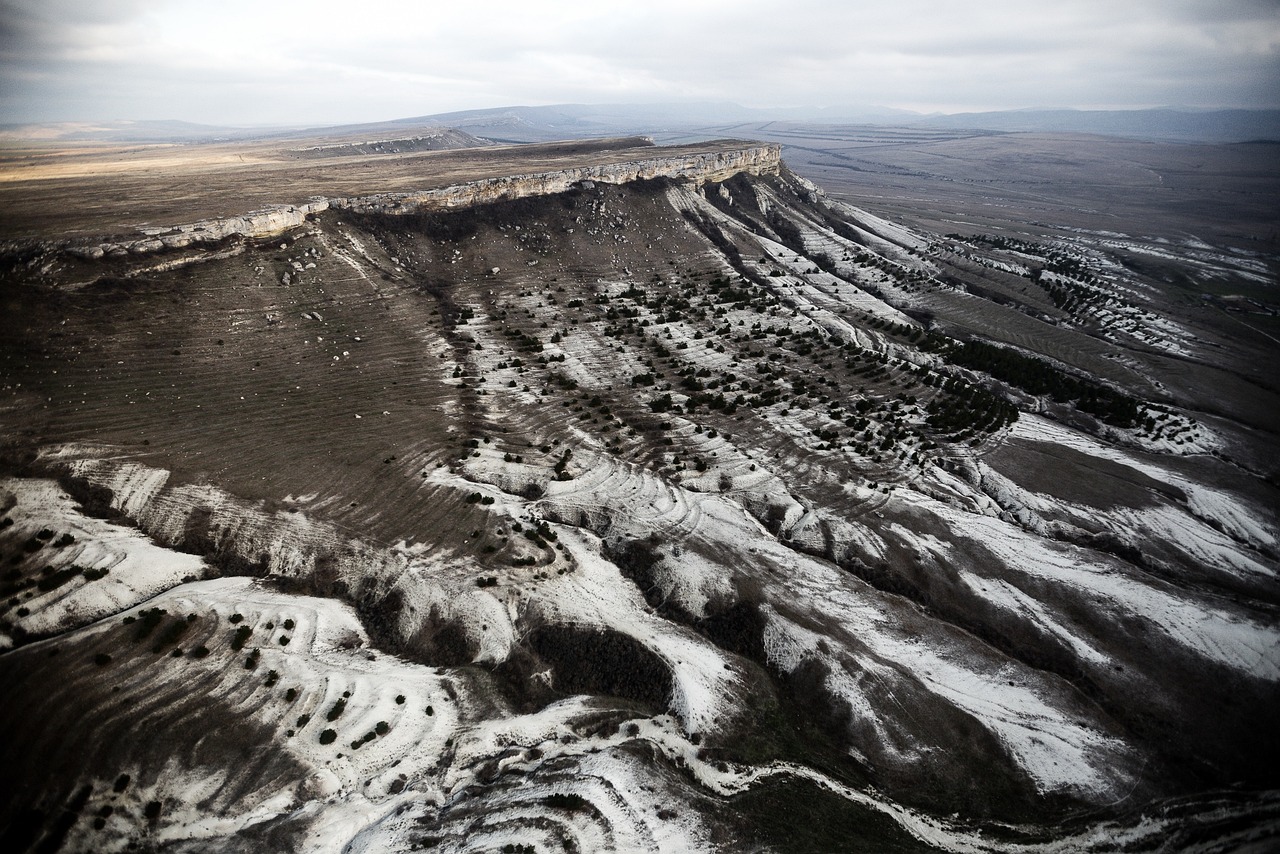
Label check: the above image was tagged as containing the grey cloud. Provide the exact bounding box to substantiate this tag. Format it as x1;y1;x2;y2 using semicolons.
0;0;147;54
1;0;1277;125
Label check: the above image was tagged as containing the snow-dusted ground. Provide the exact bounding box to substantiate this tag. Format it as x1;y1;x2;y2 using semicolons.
1013;414;1277;557
519;452;1146;800
0;476;207;644
3;159;1278;853
9;467;1273;853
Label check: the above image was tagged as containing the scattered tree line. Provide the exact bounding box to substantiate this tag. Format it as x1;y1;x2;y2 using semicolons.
940;339;1139;427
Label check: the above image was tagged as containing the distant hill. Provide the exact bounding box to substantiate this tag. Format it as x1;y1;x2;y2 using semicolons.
0;118;493;149
386;102;920;143
0;119;297;143
5;105;1276;147
400;104;1280;145
911;108;1280;143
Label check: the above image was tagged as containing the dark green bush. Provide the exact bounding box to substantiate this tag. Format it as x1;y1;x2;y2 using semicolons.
543;793;590;812
37;566;82;592
231;625;253;651
133;608;167;641
152;617;191;652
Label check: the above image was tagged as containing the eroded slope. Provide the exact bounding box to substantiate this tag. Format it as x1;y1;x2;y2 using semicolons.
1;147;1278;853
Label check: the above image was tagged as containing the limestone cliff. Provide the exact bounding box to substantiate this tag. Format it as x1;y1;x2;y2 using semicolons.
66;143;781;259
328;143;781;215
69;201;330;259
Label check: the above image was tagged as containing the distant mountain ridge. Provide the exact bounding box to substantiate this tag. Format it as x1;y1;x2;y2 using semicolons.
0;119;294;143
398;103;1280;144
912;108;1280;143
4;104;1277;145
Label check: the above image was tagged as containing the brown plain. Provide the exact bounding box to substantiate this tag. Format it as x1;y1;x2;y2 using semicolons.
0;134;746;242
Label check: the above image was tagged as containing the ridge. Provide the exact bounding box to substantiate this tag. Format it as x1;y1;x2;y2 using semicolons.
0;138;780;257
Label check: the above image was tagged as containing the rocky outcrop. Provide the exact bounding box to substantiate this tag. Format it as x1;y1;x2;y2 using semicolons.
287;128;490;158
328;143;782;215
63;143;781;259
67;201;330;260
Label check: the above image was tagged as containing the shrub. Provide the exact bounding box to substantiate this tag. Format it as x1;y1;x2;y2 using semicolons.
133;608;167;641
152;616;192;652
37;566;82;592
543;793;590;812
230;625;253;651
319;729;337;745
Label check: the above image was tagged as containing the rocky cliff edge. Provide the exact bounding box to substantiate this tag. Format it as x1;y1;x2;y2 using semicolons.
66;142;781;260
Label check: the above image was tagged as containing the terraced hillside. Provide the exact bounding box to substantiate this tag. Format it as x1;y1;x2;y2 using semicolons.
1;137;1278;853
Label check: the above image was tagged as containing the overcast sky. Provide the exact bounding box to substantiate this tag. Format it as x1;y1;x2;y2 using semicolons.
2;0;1277;126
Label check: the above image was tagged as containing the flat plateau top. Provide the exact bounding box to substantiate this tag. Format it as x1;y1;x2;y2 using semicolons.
0;135;754;242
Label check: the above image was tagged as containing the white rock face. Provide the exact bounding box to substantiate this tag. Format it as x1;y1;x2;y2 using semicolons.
68;201;330;259
329;144;782;216
62;144;781;259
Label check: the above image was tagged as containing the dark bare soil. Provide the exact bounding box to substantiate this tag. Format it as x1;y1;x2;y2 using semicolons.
0;130;1277;854
0;135;678;240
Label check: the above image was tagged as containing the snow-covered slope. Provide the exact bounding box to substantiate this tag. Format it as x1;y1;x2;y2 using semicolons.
1;148;1277;852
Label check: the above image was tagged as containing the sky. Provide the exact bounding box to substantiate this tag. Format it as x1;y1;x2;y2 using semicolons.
1;0;1278;126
